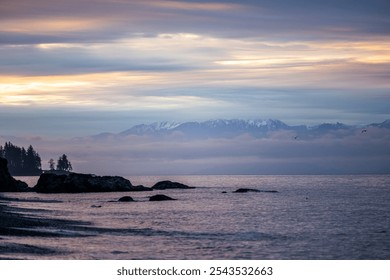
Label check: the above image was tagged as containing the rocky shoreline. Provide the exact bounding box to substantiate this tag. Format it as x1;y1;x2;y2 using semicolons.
0;195;92;259
1;157;194;193
1;156;196;258
0;196;92;238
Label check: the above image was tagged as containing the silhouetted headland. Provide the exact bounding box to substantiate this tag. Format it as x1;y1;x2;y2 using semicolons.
33;173;153;193
0;158;31;192
1;157;194;193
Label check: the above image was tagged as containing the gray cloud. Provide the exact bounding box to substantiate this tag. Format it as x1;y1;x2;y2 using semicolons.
1;0;389;45
5;126;389;176
1;0;389;140
0;42;194;76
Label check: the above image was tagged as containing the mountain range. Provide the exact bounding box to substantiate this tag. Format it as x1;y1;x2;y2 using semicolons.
93;119;390;139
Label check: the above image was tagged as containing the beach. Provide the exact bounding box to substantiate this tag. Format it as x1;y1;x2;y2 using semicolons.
0;195;95;259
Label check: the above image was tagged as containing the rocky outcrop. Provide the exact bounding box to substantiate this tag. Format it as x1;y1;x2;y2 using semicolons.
233;188;278;193
118;196;134;202
0;158;30;192
152;180;194;190
33;173;152;193
233;188;259;193
149;194;176;201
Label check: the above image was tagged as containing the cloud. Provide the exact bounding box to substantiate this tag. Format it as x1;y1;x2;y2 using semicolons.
0;0;389;137
1;0;389;45
146;1;242;11
76;129;390;175
5;125;389;176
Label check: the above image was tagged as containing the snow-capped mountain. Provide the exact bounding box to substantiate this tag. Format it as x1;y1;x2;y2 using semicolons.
118;119;294;138
92;119;390;139
119;121;182;136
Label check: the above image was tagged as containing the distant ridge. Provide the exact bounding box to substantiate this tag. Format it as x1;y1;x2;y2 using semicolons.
92;119;390;139
119;119;289;136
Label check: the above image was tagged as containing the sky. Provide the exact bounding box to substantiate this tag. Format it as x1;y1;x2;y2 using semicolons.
1;0;390;175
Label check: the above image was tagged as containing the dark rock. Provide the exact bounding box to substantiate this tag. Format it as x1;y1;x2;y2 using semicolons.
149;194;176;201
152;180;195;190
233;188;260;193
221;191;227;193
132;185;152;191
33;172;152;193
233;188;278;193
0;158;30;192
118;196;134;202
42;170;72;175
91;205;102;208
111;250;127;255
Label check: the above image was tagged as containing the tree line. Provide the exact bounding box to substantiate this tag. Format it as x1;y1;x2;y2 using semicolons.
48;154;72;172
0;142;72;176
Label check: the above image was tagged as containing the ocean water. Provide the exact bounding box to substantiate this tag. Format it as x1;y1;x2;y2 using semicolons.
2;175;390;260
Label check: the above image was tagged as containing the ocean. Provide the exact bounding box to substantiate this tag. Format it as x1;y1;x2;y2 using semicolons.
2;175;390;260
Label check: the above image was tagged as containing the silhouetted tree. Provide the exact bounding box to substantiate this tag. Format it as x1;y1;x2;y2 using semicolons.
48;158;55;170
0;142;42;175
56;154;72;172
23;145;41;174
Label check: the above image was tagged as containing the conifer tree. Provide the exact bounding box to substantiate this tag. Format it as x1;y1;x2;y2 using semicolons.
0;142;42;175
48;158;55;170
56;154;72;172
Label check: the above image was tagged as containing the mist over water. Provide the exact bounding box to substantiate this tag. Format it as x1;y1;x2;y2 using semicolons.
2;175;390;259
5;119;389;176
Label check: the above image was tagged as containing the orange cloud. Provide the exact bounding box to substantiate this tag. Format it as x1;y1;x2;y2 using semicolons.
0;17;110;34
147;0;242;11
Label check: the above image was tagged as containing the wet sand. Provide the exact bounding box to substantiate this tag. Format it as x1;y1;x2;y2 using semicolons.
0;195;92;259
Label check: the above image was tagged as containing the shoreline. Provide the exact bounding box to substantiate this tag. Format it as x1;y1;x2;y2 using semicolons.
0;194;93;259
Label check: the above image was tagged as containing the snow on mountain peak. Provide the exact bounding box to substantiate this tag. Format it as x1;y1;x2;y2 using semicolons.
117;118;389;138
151;121;182;130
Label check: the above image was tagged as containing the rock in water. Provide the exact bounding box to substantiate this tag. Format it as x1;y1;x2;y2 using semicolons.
118;196;134;202
33;172;152;193
149;194;176;201
0;158;30;192
233;188;278;193
152;180;195;190
233;188;260;193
